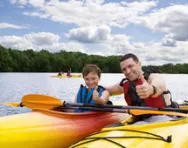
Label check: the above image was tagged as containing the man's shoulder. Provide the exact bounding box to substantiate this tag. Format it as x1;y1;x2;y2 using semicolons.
119;78;128;86
149;73;161;78
147;73;164;83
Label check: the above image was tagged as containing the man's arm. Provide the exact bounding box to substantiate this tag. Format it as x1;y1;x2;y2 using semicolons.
136;73;167;99
148;73;167;97
105;84;124;96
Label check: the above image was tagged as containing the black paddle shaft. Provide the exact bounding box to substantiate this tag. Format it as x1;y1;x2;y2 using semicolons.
63;102;188;114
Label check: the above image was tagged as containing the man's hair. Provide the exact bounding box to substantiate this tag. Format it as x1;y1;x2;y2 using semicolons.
82;64;101;78
120;53;139;63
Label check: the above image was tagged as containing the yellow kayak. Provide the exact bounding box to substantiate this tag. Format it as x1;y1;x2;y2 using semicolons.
71;106;188;148
0;108;126;148
51;74;82;78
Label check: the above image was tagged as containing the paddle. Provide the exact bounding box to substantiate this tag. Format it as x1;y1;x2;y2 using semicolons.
2;94;188;117
55;104;188;117
2;94;188;111
61;102;188;117
64;102;188;113
2;102;21;107
1;94;63;109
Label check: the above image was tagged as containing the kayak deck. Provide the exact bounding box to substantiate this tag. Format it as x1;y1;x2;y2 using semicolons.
71;117;188;148
71;107;188;148
0;108;127;148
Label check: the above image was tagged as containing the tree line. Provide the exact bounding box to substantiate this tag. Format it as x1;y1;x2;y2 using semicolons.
0;45;188;73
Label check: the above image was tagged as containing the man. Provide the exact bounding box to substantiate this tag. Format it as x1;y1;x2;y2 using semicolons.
107;53;174;122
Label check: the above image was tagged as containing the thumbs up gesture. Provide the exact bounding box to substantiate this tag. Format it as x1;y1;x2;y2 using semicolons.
136;78;153;99
92;87;99;101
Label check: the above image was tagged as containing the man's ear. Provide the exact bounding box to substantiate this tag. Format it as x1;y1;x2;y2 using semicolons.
138;61;142;68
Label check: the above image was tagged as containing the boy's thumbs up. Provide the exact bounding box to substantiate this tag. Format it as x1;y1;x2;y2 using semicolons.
92;87;99;101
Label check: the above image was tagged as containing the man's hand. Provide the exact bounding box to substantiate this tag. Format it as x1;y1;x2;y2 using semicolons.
136;80;153;99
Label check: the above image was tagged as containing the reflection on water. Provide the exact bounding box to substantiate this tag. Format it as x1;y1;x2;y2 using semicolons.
0;73;188;116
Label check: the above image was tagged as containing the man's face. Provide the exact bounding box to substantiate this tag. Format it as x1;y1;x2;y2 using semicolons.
120;58;142;81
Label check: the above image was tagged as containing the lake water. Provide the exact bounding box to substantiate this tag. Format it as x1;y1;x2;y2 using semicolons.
0;73;188;117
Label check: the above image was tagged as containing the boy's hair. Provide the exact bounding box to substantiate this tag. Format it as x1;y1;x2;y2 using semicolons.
82;64;101;78
120;53;139;63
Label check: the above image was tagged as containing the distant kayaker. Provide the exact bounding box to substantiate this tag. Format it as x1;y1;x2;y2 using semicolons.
57;72;63;76
66;71;71;77
75;64;110;112
106;53;178;122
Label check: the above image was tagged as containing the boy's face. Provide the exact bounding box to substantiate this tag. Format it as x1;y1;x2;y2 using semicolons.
83;72;100;89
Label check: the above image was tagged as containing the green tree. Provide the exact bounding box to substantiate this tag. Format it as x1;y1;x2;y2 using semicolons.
0;46;13;72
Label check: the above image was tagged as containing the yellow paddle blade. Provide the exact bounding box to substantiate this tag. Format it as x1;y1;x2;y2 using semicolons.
22;94;64;109
1;102;20;107
129;109;188;118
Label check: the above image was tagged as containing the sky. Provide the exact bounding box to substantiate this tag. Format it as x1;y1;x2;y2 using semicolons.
0;0;188;65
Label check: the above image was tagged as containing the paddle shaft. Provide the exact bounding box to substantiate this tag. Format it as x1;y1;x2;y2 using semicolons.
57;106;126;113
18;94;188;114
2;94;188;117
64;102;188;114
56;105;188;117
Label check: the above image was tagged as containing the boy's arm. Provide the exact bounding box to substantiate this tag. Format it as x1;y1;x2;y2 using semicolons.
93;90;110;105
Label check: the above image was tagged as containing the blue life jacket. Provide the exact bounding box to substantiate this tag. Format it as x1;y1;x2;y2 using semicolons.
76;85;105;112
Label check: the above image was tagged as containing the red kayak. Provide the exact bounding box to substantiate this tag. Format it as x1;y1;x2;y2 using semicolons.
0;108;126;148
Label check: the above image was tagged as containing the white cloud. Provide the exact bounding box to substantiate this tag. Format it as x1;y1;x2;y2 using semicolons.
138;5;188;41
1;31;188;65
19;0;157;27
67;25;111;43
0;32;86;52
83;0;105;5
109;34;133;54
25;32;60;46
0;22;27;29
10;0;44;7
138;41;188;65
67;26;134;55
5;1;188;65
161;36;177;47
58;42;86;53
0;35;32;50
28;0;44;7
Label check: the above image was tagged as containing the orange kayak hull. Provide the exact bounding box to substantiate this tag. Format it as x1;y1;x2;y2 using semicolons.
0;108;126;148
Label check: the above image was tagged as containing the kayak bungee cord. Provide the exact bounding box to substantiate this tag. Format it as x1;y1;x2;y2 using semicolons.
71;129;172;148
